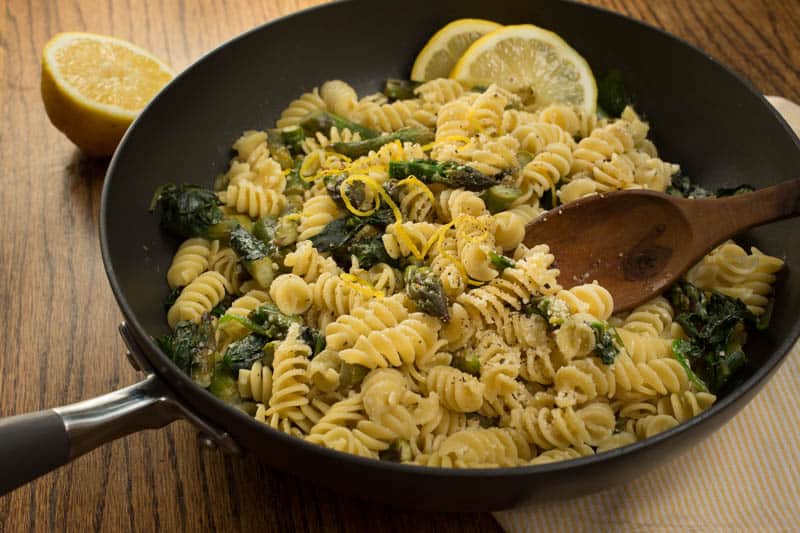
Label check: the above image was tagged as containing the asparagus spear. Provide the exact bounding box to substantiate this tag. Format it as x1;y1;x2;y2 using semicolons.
229;226;276;288
452;352;481;376
384;79;421;100
404;265;449;322
481;185;522;213
388;159;497;191
331;128;435;159
300;110;379;139
488;251;516;272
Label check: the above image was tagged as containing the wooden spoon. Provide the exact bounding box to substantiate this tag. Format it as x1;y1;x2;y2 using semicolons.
523;178;800;312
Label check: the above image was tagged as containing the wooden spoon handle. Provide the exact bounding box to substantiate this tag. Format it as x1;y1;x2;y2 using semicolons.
678;177;800;251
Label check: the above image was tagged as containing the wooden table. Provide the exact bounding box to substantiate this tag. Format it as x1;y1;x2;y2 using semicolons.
1;1;797;531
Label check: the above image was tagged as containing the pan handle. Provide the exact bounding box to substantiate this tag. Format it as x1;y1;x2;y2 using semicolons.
0;375;178;496
0;365;239;495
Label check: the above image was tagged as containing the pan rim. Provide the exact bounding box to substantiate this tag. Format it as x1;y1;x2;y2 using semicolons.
100;0;800;480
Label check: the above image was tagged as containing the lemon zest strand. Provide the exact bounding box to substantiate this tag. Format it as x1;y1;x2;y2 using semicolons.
340;174;382;217
422;221;454;257
439;250;483;286
326;152;352;163
339;273;384;299
338;173;419;259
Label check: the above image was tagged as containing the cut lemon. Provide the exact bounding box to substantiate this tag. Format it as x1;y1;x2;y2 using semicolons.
411;19;502;82
450;24;597;114
41;32;174;156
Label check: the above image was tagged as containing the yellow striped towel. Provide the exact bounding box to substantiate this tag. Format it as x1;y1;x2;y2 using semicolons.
493;97;800;533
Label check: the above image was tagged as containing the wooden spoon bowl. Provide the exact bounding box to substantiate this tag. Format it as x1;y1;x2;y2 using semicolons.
523;178;800;311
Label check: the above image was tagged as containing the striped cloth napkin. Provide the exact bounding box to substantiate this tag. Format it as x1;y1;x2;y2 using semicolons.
493;97;800;533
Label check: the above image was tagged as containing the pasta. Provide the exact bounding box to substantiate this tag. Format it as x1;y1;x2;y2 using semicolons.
154;68;784;470
269;274;313;315
686;241;784;316
166;271;227;328
426;365;485;413
167;238;212;289
297;195;341;241
216;289;271;348
276;87;326;128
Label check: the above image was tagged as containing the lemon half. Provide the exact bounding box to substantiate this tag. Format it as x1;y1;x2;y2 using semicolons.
450;24;597;114
411;18;502;82
41;32;174;156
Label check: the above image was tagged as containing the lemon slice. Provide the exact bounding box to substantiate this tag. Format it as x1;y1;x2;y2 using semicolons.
450;24;597;114
411;19;502;82
41;32;174;156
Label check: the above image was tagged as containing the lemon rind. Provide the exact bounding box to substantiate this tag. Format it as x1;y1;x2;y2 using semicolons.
411;18;502;82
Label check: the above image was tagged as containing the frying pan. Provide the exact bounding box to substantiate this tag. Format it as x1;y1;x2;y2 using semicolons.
1;0;798;511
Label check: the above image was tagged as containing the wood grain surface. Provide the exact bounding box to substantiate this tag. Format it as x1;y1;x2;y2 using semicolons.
0;1;797;531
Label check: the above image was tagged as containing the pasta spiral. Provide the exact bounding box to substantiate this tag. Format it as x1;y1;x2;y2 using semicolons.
686;242;784;316
339;313;443;369
301;126;362;154
570;122;635;176
529;444;594;465
398;180;435;222
269;274;313;315
451;134;520;176
238;361;272;403
434;96;474;141
474;332;521;400
382;222;440;259
283;240;339;283
414;78;467;106
319;80;359;118
553;312;596;360
621;296;674;337
216;289;271;348
610;352;690;396
457;245;560;325
167;271;228;328
310;271;366;317
557;282;614;321
166;238;212;289
223;181;286;218
467;84;513;136
437;188;487;221
508;121;572;156
276;87;326;128
509;402;615;450
628;414;680;439
426;365;484;413
361;369;419;440
421;427;531;468
517;141;573;202
537;104;597;138
360;99;436;132
655;391;716;422
266;324;312;425
615;329;673;364
208;243;241;293
324;294;409;351
297;195;341;241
